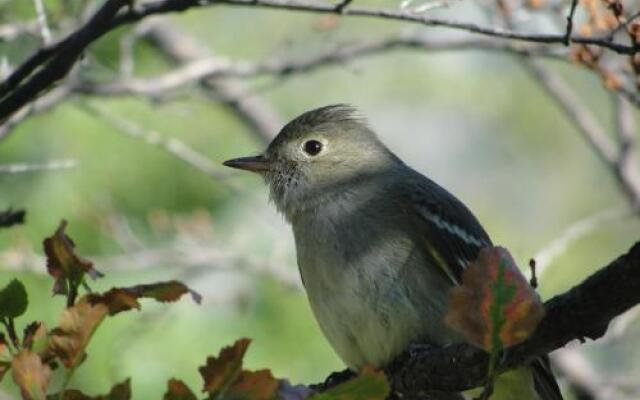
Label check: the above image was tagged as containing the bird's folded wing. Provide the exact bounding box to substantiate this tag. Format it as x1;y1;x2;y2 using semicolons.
404;176;492;284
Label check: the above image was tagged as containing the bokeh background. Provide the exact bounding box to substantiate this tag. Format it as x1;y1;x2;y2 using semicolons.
1;0;639;398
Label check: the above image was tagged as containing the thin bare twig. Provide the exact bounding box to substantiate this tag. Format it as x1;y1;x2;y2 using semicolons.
0;159;77;174
532;208;630;278
71;35;565;98
521;59;640;208
0;85;72;143
77;102;241;190
553;346;640;399
522;60;619;165
613;95;640;208
564;0;579;46
113;0;638;54
141;19;282;145
33;0;52;45
1;0;638;122
334;0;353;13
0;20;39;42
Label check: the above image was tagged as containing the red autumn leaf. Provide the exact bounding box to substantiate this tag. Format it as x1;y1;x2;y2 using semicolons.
199;338;251;394
54;378;131;400
445;246;545;352
198;339;280;400
163;378;197;400
228;370;279;400
48;298;109;368
43;220;103;295
11;349;50;400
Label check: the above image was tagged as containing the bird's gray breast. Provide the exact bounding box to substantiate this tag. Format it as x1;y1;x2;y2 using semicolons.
291;188;454;369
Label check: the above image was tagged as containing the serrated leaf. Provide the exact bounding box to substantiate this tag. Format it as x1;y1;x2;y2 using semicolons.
310;366;389;400
23;322;49;354
86;281;200;317
123;281;202;304
199;338;251;394
445;246;545;352
228;370;278;400
0;279;28;319
163;378;197;400
48;298;109;369
11;349;50;400
43;220;103;296
49;378;131;400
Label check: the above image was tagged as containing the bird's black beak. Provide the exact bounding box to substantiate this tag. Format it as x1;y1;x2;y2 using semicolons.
222;155;269;173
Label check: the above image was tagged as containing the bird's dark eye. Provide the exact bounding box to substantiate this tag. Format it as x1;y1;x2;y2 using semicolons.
303;140;323;156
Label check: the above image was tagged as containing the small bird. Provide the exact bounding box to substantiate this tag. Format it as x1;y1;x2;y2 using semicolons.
223;105;562;400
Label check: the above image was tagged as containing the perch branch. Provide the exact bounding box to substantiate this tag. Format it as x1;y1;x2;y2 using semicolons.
383;241;640;395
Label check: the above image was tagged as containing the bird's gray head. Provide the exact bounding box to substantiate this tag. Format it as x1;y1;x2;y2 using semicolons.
223;104;401;219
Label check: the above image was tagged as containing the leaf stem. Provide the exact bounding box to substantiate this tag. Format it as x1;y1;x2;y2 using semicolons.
58;366;77;400
1;317;20;349
66;282;78;308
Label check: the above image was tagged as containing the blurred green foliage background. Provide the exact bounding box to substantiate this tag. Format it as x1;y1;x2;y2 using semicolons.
1;0;639;398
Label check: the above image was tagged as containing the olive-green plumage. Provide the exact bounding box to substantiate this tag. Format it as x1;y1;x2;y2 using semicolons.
223;105;562;400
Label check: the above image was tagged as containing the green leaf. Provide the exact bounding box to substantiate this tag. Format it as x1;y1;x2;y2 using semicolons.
310;367;389;400
0;279;28;319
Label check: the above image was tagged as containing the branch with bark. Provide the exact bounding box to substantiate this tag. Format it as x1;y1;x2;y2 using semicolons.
2;0;640;123
375;241;640;396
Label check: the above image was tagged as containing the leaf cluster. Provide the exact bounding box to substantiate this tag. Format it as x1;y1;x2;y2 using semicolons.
0;220;390;400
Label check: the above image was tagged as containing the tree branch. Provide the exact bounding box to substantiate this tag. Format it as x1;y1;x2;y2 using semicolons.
0;0;130;121
383;241;640;395
70;35;565;98
141;19;282;145
77;102;243;192
520;59;640;209
2;0;639;122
